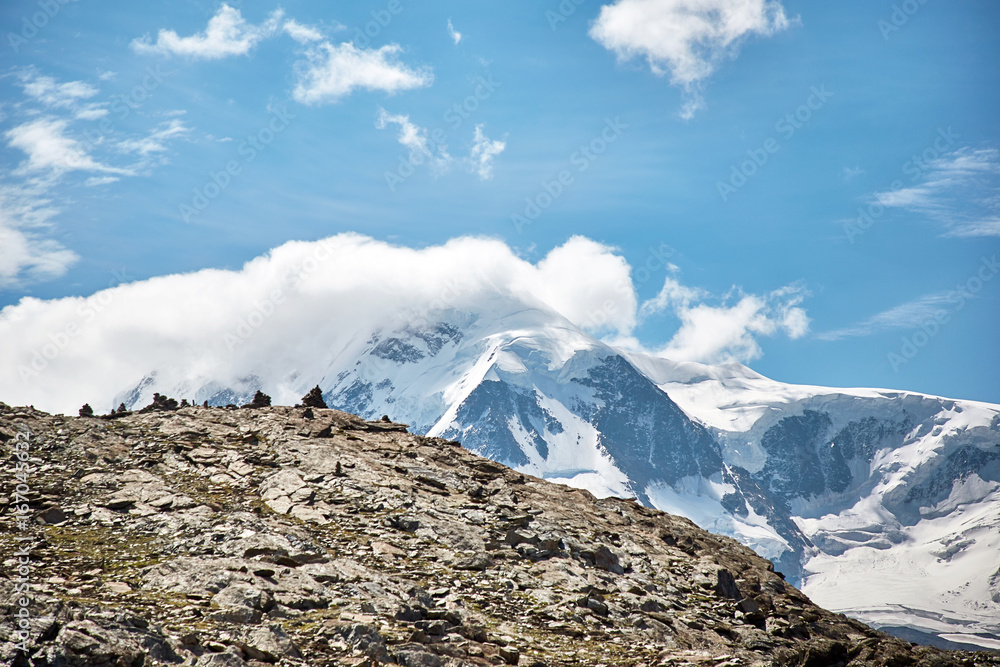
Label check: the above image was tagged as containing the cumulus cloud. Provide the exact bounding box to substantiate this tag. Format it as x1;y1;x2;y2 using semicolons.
131;4;284;59
0;235;811;413
447;19;462;45
0;235;649;413
129;6;430;103
468;125;506;180
293;42;433;105
590;0;792;118
641;274;809;363
872;147;1000;238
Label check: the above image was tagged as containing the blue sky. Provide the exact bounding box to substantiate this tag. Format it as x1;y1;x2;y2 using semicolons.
1;0;998;404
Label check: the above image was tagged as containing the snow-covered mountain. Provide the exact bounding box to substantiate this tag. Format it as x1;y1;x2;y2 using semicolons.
116;300;1000;651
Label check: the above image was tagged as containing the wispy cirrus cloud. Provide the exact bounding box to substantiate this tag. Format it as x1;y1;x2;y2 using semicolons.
468;125;506;180
374;110;506;181
115;119;190;156
5;117;132;177
815;294;955;341
873;147;1000;238
589;0;794;119
375;107;452;172
1;69;190;288
447;19;462;45
283;18;324;44
17;69;108;120
0;180;79;288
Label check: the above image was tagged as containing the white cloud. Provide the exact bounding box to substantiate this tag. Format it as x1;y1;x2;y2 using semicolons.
84;176;120;187
642;275;809;363
20;73;98;106
374;112;507;181
131;4;284;59
0;181;78;288
468;125;506;180
447;19;462;45
5;118;130;177
115;119;190;156
534;236;638;336
841;166;865;182
283;19;323;44
589;0;792;118
816;294;953;341
640;275;707;314
872;147;1000;238
375;107;452;171
292;42;432;105
0;234;646;412
0;234;811;412
18;70;107;120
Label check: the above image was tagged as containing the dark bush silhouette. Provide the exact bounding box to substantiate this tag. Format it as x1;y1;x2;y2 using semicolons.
79;404;94;418
301;385;327;409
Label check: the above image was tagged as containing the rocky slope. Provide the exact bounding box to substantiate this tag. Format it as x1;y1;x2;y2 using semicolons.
2;402;999;666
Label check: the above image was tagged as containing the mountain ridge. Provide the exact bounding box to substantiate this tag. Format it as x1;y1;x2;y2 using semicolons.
105;307;1000;650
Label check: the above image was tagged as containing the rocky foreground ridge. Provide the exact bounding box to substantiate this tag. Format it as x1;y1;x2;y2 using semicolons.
2;402;998;667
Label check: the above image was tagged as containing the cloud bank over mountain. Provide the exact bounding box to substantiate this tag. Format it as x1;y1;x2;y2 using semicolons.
0;234;808;413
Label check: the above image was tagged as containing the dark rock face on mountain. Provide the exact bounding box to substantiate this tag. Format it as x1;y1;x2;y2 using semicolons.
571;354;723;494
3;403;999;667
442;381;561;466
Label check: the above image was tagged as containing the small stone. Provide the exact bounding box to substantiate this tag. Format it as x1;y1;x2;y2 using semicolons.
39;506;67;524
498;645;520;665
104;581;132;594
